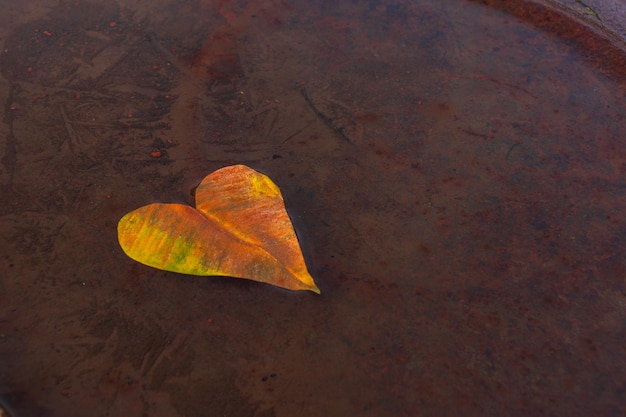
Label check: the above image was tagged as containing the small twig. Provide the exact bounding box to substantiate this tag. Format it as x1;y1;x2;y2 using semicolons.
297;86;354;144
575;0;601;20
59;104;81;150
281;123;309;144
505;142;521;161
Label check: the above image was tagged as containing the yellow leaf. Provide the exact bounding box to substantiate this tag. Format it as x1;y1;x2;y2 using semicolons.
117;165;319;293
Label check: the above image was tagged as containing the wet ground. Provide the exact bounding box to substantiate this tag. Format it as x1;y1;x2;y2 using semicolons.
1;0;625;416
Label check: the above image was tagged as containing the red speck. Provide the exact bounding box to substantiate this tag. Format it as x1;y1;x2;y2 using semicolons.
207;318;213;324
106;193;112;199
150;151;162;158
75;93;81;100
27;67;32;72
43;30;53;36
109;22;117;28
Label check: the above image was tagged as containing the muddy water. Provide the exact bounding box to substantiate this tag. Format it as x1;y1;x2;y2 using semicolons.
1;0;625;416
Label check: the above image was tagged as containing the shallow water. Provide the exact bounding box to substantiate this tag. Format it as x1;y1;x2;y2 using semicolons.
1;0;625;416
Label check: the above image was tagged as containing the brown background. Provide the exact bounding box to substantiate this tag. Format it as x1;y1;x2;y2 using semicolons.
1;0;625;416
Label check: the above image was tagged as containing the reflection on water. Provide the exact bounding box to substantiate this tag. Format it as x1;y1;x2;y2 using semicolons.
1;0;625;416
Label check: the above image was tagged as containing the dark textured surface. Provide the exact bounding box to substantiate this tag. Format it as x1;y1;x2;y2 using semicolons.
1;0;625;416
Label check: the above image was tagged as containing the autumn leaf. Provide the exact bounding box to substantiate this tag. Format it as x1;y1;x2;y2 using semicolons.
117;165;319;293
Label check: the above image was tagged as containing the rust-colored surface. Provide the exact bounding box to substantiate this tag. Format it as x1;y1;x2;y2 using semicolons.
1;0;625;416
473;0;626;79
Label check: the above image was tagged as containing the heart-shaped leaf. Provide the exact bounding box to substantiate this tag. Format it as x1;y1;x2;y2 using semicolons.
117;165;319;293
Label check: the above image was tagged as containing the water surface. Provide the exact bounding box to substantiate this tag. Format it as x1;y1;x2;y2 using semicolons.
1;0;625;416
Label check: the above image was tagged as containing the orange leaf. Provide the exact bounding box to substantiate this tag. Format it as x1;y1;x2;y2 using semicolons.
117;165;319;293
